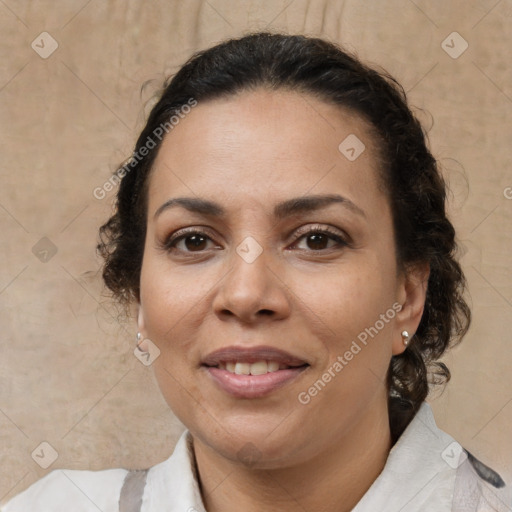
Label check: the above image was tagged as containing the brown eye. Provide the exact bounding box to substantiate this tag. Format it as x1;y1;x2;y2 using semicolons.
302;233;332;250
292;227;348;252
180;234;209;251
164;229;218;253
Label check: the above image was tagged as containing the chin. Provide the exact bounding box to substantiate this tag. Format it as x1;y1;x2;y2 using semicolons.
195;417;311;469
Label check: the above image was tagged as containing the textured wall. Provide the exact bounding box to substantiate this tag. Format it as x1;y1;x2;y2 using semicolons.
1;0;511;502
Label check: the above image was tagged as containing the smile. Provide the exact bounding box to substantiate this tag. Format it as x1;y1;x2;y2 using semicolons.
201;345;309;399
204;365;309;399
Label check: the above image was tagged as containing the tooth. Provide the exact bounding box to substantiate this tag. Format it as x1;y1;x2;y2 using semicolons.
267;361;279;372
224;361;283;375
249;361;268;375
235;362;251;375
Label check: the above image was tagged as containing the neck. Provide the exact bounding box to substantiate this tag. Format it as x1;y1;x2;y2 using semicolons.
192;398;392;512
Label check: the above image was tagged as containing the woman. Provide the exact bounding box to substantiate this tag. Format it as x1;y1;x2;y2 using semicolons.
3;32;510;512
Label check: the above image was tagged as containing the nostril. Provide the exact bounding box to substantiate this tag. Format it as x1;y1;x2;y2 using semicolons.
258;309;273;316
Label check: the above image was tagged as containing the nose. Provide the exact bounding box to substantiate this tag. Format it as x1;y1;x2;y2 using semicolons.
212;243;291;324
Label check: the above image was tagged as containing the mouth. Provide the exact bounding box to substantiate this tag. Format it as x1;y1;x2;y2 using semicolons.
214;360;304;374
201;346;310;398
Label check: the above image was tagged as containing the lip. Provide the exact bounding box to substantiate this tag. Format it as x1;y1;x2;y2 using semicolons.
201;345;308;367
201;345;309;399
204;366;308;399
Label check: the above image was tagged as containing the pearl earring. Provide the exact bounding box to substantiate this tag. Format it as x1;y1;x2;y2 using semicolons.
401;330;410;347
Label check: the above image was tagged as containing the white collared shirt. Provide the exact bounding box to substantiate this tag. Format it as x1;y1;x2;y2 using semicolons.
2;403;511;511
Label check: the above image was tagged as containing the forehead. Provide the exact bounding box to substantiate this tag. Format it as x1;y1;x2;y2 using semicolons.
147;89;386;217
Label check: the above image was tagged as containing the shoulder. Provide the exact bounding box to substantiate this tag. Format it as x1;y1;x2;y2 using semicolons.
365;403;512;511
412;403;512;510
1;467;128;512
454;450;512;511
1;430;197;512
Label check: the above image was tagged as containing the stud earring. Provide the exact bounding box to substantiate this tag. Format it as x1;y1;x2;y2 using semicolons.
135;332;150;354
401;330;410;347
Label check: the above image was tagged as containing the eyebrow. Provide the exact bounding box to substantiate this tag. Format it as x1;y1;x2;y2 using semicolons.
153;193;366;220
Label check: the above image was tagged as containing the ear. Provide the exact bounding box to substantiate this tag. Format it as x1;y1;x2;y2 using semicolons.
392;262;430;355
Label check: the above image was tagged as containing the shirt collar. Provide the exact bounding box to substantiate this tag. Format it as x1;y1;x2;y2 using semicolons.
144;429;207;512
145;403;461;512
353;402;460;511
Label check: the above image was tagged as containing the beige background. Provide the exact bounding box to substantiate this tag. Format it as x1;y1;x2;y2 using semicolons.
1;0;511;502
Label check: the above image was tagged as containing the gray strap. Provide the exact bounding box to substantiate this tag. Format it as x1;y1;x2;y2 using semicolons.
119;469;149;512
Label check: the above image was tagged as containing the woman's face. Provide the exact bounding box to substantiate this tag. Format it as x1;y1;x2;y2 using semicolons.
138;89;426;468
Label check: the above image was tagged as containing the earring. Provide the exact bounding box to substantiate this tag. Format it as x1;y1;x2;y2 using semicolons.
401;330;410;347
136;332;142;347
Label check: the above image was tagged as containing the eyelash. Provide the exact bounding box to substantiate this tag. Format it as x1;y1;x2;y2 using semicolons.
161;225;349;254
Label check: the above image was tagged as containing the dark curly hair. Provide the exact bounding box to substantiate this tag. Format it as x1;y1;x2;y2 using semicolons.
97;32;471;442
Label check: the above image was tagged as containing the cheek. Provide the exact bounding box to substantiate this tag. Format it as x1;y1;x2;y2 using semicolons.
295;266;396;422
298;256;396;335
139;261;207;417
140;253;209;334
297;257;397;396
